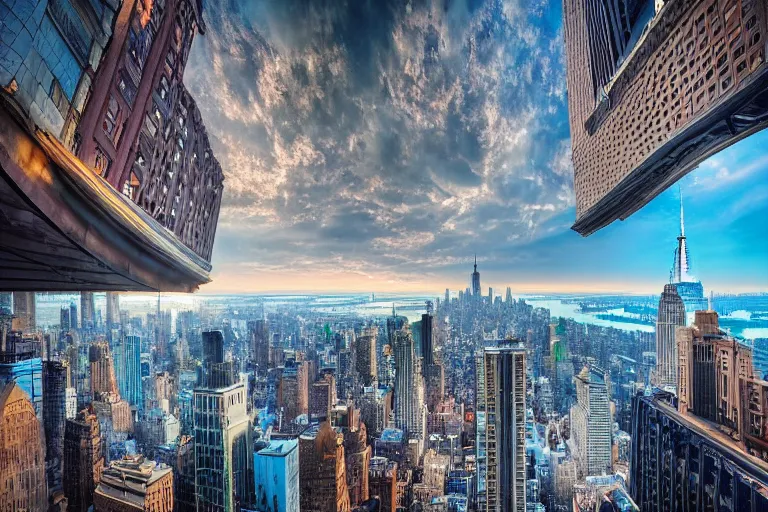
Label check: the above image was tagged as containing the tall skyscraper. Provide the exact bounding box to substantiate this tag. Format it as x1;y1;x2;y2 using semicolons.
105;292;120;331
89;341;119;399
249;319;270;372
653;283;686;389
570;365;612;478
669;197;707;316
43;361;69;491
69;302;78;330
564;0;768;235
11;292;35;332
480;344;527;512
80;292;95;330
194;330;252;511
420;313;434;366
64;409;105;512
355;330;377;387
0;381;47;512
116;335;143;408
298;422;352;512
60;306;71;332
471;255;481;298
393;329;425;440
676;310;721;421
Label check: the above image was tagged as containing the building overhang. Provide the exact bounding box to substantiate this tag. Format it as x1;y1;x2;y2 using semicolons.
0;99;211;292
573;66;768;235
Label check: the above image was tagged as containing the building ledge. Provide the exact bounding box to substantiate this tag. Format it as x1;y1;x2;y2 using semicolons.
0;98;211;292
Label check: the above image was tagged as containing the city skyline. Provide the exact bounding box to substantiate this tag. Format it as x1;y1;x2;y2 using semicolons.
184;0;768;295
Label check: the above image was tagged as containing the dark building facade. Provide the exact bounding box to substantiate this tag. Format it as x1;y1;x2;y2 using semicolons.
630;392;768;512
564;0;768;234
64;409;105;512
43;360;68;491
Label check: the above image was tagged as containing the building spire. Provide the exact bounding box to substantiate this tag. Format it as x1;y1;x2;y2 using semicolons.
679;185;685;238
474;253;477;272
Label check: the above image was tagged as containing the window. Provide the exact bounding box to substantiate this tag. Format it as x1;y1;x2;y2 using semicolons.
122;172;141;200
94;146;111;177
158;76;169;101
103;96;120;140
165;50;176;76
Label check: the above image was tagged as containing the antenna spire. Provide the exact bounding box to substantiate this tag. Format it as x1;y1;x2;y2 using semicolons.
474;253;477;272
679;185;685;238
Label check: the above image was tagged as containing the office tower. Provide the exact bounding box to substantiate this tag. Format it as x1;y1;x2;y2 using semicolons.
310;373;337;421
475;353;487;507
194;330;252;511
356;331;378;386
94;455;174;511
69;302;78;330
11;292;35;331
0;381;47;511
156;435;196;512
0;293;10;315
89;341;119;398
676;310;721;421
80;292;95;329
281;360;309;423
116;335;143;407
43;361;68;491
471;256;481;298
654;283;686;389
64;409;105;512
481;344;527;512
570;365;612;478
249;319;270;372
253;438;300;512
369;457;398;512
105;292;120;331
670;194;707;313
299;422;352;512
420;314;434;366
424;362;445;412
564;0;768;235
60;306;71;333
393;329;425;440
344;423;372;507
677;311;755;426
359;387;392;438
631;392;768;511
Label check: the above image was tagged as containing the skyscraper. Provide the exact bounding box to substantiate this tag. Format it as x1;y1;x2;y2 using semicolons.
420;313;434;366
393;329;425;440
0;381;47;512
570;365;612;478
64;409;105;512
69;302;78;330
481;343;527;512
249;319;270;372
43;361;69;491
471;255;481;298
355;330;378;387
60;306;71;332
80;292;95;330
11;292;35;332
299;422;352;512
194;330;252;511
653;283;686;389
89;341;119;399
105;292;120;331
116;335;143;408
670;193;707;314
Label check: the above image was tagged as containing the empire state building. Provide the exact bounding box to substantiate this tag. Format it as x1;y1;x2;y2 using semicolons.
670;193;707;316
471;255;481;298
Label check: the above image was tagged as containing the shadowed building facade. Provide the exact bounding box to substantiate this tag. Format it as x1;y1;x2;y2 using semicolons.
563;0;768;234
298;422;352;512
654;283;686;389
64;409;105;512
0;381;47;512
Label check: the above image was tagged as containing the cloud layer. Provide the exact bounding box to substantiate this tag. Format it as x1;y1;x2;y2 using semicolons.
184;0;576;288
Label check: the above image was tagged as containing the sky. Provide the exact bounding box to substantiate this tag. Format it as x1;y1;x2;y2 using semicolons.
184;0;768;295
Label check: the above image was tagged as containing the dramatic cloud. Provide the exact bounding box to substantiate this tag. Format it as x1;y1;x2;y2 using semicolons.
185;0;574;288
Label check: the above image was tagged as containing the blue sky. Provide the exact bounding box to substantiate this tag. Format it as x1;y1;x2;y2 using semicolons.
184;0;767;294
